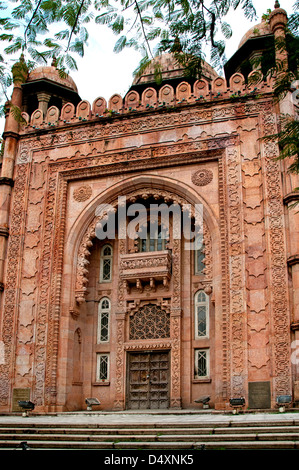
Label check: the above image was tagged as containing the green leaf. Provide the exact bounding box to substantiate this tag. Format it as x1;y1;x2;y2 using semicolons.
0;33;14;41
4;38;24;55
69;38;85;56
221;21;232;39
113;35;127;53
54;29;70;40
64;53;78;71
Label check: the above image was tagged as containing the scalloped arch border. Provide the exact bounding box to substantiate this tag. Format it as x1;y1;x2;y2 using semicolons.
67;174;219;305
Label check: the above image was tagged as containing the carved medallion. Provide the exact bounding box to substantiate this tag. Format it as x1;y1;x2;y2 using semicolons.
192;168;213;186
73;185;92;202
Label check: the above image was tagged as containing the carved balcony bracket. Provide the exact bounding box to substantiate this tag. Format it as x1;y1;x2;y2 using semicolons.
127;298;171;317
119;250;172;293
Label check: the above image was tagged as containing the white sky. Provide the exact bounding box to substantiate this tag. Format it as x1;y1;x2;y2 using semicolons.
69;0;296;103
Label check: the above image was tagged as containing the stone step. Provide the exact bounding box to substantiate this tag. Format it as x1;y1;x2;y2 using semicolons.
0;426;299;435
0;433;158;442
1;416;299;450
1;419;299;429
0;440;115;449
115;440;299;450
158;433;299;442
0;425;299;436
1;428;299;437
4;420;299;428
1;431;299;445
1;439;299;450
214;426;299;434
195;441;299;450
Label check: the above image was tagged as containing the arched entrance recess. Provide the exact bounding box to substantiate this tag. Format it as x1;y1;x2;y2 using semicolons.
60;175;221;411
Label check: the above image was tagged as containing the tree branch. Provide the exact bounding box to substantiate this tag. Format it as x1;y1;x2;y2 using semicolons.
134;0;153;58
24;0;43;48
66;0;86;52
200;0;217;47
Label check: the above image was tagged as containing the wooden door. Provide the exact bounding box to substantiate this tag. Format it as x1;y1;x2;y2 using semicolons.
127;351;170;409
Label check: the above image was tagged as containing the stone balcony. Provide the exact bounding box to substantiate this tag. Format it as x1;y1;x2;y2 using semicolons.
119;250;172;292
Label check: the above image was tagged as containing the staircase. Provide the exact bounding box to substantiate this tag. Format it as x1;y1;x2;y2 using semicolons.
1;417;299;450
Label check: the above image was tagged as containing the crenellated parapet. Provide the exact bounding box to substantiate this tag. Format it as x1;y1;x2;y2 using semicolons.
20;73;275;132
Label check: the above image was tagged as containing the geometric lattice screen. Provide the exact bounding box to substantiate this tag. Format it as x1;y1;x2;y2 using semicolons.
129;304;170;340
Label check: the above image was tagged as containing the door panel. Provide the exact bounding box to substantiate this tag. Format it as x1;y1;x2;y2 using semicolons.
127;351;170;409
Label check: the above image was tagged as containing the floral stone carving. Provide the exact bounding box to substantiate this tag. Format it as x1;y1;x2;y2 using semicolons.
191;168;213;186
73;185;92;202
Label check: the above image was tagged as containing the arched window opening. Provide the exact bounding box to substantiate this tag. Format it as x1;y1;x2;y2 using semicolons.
98;297;110;343
194;290;209;339
100;244;113;282
194;235;205;275
73;328;82;383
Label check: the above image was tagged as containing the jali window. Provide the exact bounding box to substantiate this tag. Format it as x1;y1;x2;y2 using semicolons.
100;244;113;282
129;304;170;340
194;290;209;339
98;297;110;343
194;349;209;379
96;353;110;382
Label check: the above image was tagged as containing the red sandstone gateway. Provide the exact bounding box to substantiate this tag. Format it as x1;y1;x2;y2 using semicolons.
0;4;298;413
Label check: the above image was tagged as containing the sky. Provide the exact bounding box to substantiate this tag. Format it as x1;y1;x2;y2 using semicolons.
69;0;296;104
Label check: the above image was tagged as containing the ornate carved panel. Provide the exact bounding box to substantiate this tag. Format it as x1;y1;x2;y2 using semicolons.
129;304;170;341
260;103;292;396
0;163;29;405
226;146;247;398
119;250;172;292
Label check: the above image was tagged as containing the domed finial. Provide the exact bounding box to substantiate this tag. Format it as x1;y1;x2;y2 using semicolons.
170;36;182;53
274;1;280;8
11;54;28;84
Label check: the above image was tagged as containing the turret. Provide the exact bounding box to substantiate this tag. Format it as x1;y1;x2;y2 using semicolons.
0;56;28;293
269;1;288;70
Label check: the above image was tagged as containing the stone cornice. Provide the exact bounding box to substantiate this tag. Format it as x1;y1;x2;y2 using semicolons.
0;227;9;238
2;131;20;141
18;129;239;166
283;192;299;205
0;177;14;187
287;254;299;267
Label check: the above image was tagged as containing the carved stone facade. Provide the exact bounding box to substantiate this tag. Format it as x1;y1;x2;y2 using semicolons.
0;8;298;412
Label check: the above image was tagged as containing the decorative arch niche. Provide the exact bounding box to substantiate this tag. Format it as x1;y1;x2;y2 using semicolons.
73;184;214;307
